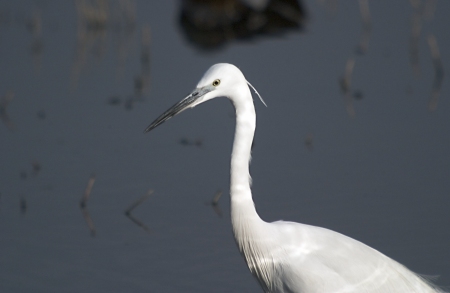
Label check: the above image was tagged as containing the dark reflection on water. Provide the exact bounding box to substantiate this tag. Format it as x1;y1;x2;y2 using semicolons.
0;1;449;292
179;0;307;51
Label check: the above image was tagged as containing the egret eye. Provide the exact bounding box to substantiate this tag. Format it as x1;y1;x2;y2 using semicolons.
212;79;221;87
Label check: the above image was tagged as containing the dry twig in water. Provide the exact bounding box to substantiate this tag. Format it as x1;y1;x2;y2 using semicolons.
79;174;96;236
125;189;153;233
427;34;444;111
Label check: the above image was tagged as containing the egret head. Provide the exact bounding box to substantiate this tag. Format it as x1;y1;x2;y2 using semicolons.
144;63;247;133
144;63;266;133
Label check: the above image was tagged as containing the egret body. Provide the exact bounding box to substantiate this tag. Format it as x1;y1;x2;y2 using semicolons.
145;63;444;293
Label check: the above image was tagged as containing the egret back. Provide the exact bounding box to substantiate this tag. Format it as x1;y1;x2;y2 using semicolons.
265;221;444;293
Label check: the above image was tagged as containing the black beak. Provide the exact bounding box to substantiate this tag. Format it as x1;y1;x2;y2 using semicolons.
144;86;212;133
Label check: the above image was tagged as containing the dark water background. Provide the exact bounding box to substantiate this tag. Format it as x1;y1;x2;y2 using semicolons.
0;1;449;292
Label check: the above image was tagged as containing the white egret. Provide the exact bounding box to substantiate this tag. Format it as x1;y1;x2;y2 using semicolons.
144;63;444;293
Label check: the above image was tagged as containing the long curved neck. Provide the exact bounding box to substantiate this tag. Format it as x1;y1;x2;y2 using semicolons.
229;87;274;290
230;87;262;233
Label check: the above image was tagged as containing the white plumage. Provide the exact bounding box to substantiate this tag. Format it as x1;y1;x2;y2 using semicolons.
145;63;444;293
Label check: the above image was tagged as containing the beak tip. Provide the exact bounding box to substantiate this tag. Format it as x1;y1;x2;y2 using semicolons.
143;88;207;135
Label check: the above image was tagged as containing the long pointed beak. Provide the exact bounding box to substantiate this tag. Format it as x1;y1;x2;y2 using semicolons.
144;86;212;133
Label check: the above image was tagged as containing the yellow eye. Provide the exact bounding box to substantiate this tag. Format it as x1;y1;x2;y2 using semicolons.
212;79;221;87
